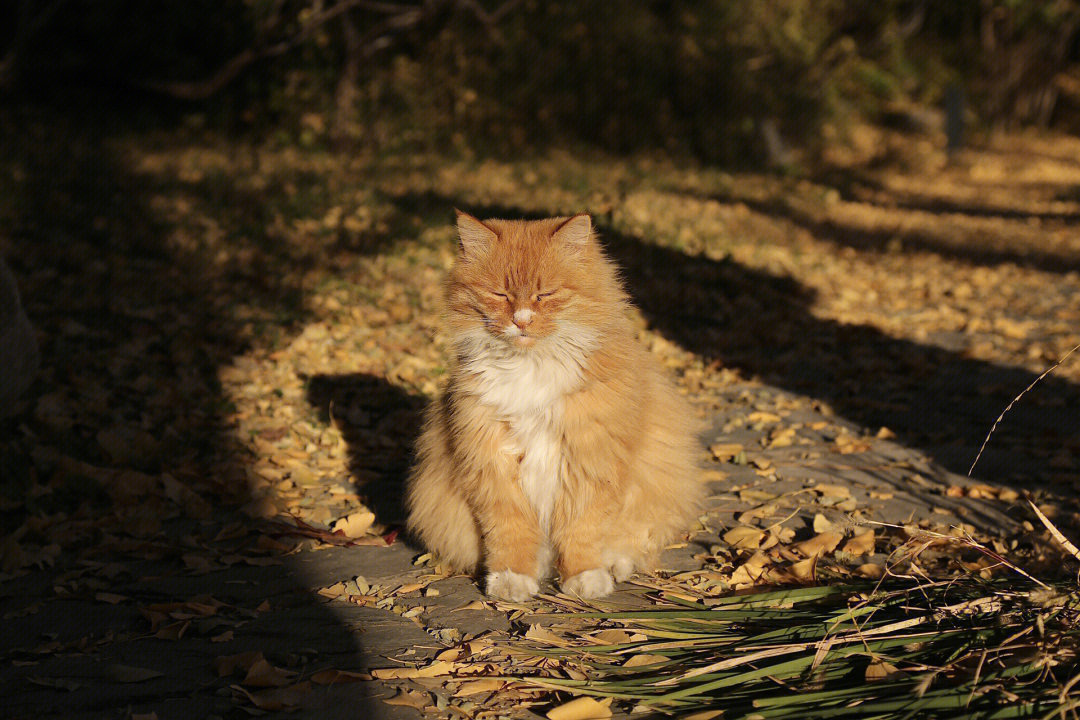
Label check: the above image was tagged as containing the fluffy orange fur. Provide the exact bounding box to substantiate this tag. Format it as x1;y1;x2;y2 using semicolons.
405;211;703;600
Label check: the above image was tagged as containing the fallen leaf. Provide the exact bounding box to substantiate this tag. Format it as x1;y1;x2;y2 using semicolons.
154;621;189;640
737;504;777;524
27;675;82;692
788;557;817;582
525;625;571;646
834;436;871;454
370;660;456;679
214;651;265;678
254;534;294;554
107;664;164;683
767;426;797;448
794;531;843;557
812;513;834;533
709;443;743;461
623;654;670;668
747;411;782;424
181;553;215;573
436;647;464;661
332;510;375;538
842;530;876;556
813;483;851;498
383;689;431;710
771;526;796;544
95;592;128;604
309;669;372;685
739;489;777;502
866;659;902;681
589;629;644;645
243;658;296;688
761;556;817;585
232;681;311;711
749;457;773;471
318;582;345;599
392;581;426;595
730;551;771;586
723;526;765;549
454;678;505;696
266;517;357;546
547;696;613;720
856;563;885;579
452;600;490;611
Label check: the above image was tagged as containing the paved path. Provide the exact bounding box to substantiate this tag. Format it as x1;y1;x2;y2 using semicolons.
5;126;1076;720
2;376;1021;720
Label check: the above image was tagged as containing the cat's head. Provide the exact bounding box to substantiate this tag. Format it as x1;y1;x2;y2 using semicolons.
446;211;625;352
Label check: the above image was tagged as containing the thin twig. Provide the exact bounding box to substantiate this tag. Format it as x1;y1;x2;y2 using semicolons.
968;342;1080;477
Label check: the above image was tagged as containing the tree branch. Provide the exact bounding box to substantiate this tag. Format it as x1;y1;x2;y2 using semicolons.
0;0;70;91
140;0;520;101
142;0;424;100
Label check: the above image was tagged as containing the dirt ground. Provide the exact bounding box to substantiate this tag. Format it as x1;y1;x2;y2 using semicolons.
2;118;1079;718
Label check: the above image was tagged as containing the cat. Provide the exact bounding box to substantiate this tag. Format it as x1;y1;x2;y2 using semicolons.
405;211;703;600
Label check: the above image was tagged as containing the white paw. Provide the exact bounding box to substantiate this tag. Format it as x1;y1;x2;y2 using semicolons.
561;568;615;599
485;569;539;602
609;555;636;583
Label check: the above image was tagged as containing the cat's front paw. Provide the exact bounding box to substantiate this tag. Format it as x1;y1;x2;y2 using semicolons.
561;568;615;598
485;569;539;602
609;555;636;583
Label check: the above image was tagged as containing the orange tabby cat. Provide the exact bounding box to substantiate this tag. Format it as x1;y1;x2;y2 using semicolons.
406;211;703;600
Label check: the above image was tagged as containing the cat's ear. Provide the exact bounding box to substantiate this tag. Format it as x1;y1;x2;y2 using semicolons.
552;214;592;249
455;210;497;257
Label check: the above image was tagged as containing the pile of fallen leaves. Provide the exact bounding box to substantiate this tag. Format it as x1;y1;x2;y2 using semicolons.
412;575;1080;719
3;110;1080;718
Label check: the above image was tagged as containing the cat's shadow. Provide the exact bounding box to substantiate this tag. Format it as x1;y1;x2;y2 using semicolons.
305;373;425;525
381;190;1080;498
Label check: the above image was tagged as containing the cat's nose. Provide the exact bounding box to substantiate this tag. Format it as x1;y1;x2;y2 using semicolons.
513;308;534;329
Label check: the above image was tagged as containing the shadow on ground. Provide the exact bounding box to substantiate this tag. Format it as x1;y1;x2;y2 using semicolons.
386;190;1080;499
306;373;425;526
712;165;1080;275
735;193;1080;276
0;109;412;719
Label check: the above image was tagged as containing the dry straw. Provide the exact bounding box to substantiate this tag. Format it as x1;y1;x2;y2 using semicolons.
968;342;1080;477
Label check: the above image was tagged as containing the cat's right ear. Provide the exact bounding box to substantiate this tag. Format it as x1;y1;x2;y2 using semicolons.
455;210;497;258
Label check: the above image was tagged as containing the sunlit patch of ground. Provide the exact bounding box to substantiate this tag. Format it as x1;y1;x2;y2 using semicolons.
3;120;1079;716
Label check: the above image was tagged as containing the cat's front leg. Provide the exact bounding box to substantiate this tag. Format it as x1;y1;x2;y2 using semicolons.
550;507;618;599
477;493;543;602
485;569;539;602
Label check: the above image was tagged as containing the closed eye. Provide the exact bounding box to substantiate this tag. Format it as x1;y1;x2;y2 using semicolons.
535;290;557;300
488;291;510;302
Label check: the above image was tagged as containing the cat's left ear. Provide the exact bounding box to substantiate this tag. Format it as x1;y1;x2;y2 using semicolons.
455;210;498;257
553;214;592;249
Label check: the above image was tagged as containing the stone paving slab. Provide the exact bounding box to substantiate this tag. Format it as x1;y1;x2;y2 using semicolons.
0;375;1030;720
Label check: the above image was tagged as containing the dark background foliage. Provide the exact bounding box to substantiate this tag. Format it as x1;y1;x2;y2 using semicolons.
4;0;1079;160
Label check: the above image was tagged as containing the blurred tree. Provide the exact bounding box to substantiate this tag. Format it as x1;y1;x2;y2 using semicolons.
1;0;1078;156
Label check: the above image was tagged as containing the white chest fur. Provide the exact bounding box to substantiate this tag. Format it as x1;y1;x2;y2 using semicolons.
459;331;593;529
